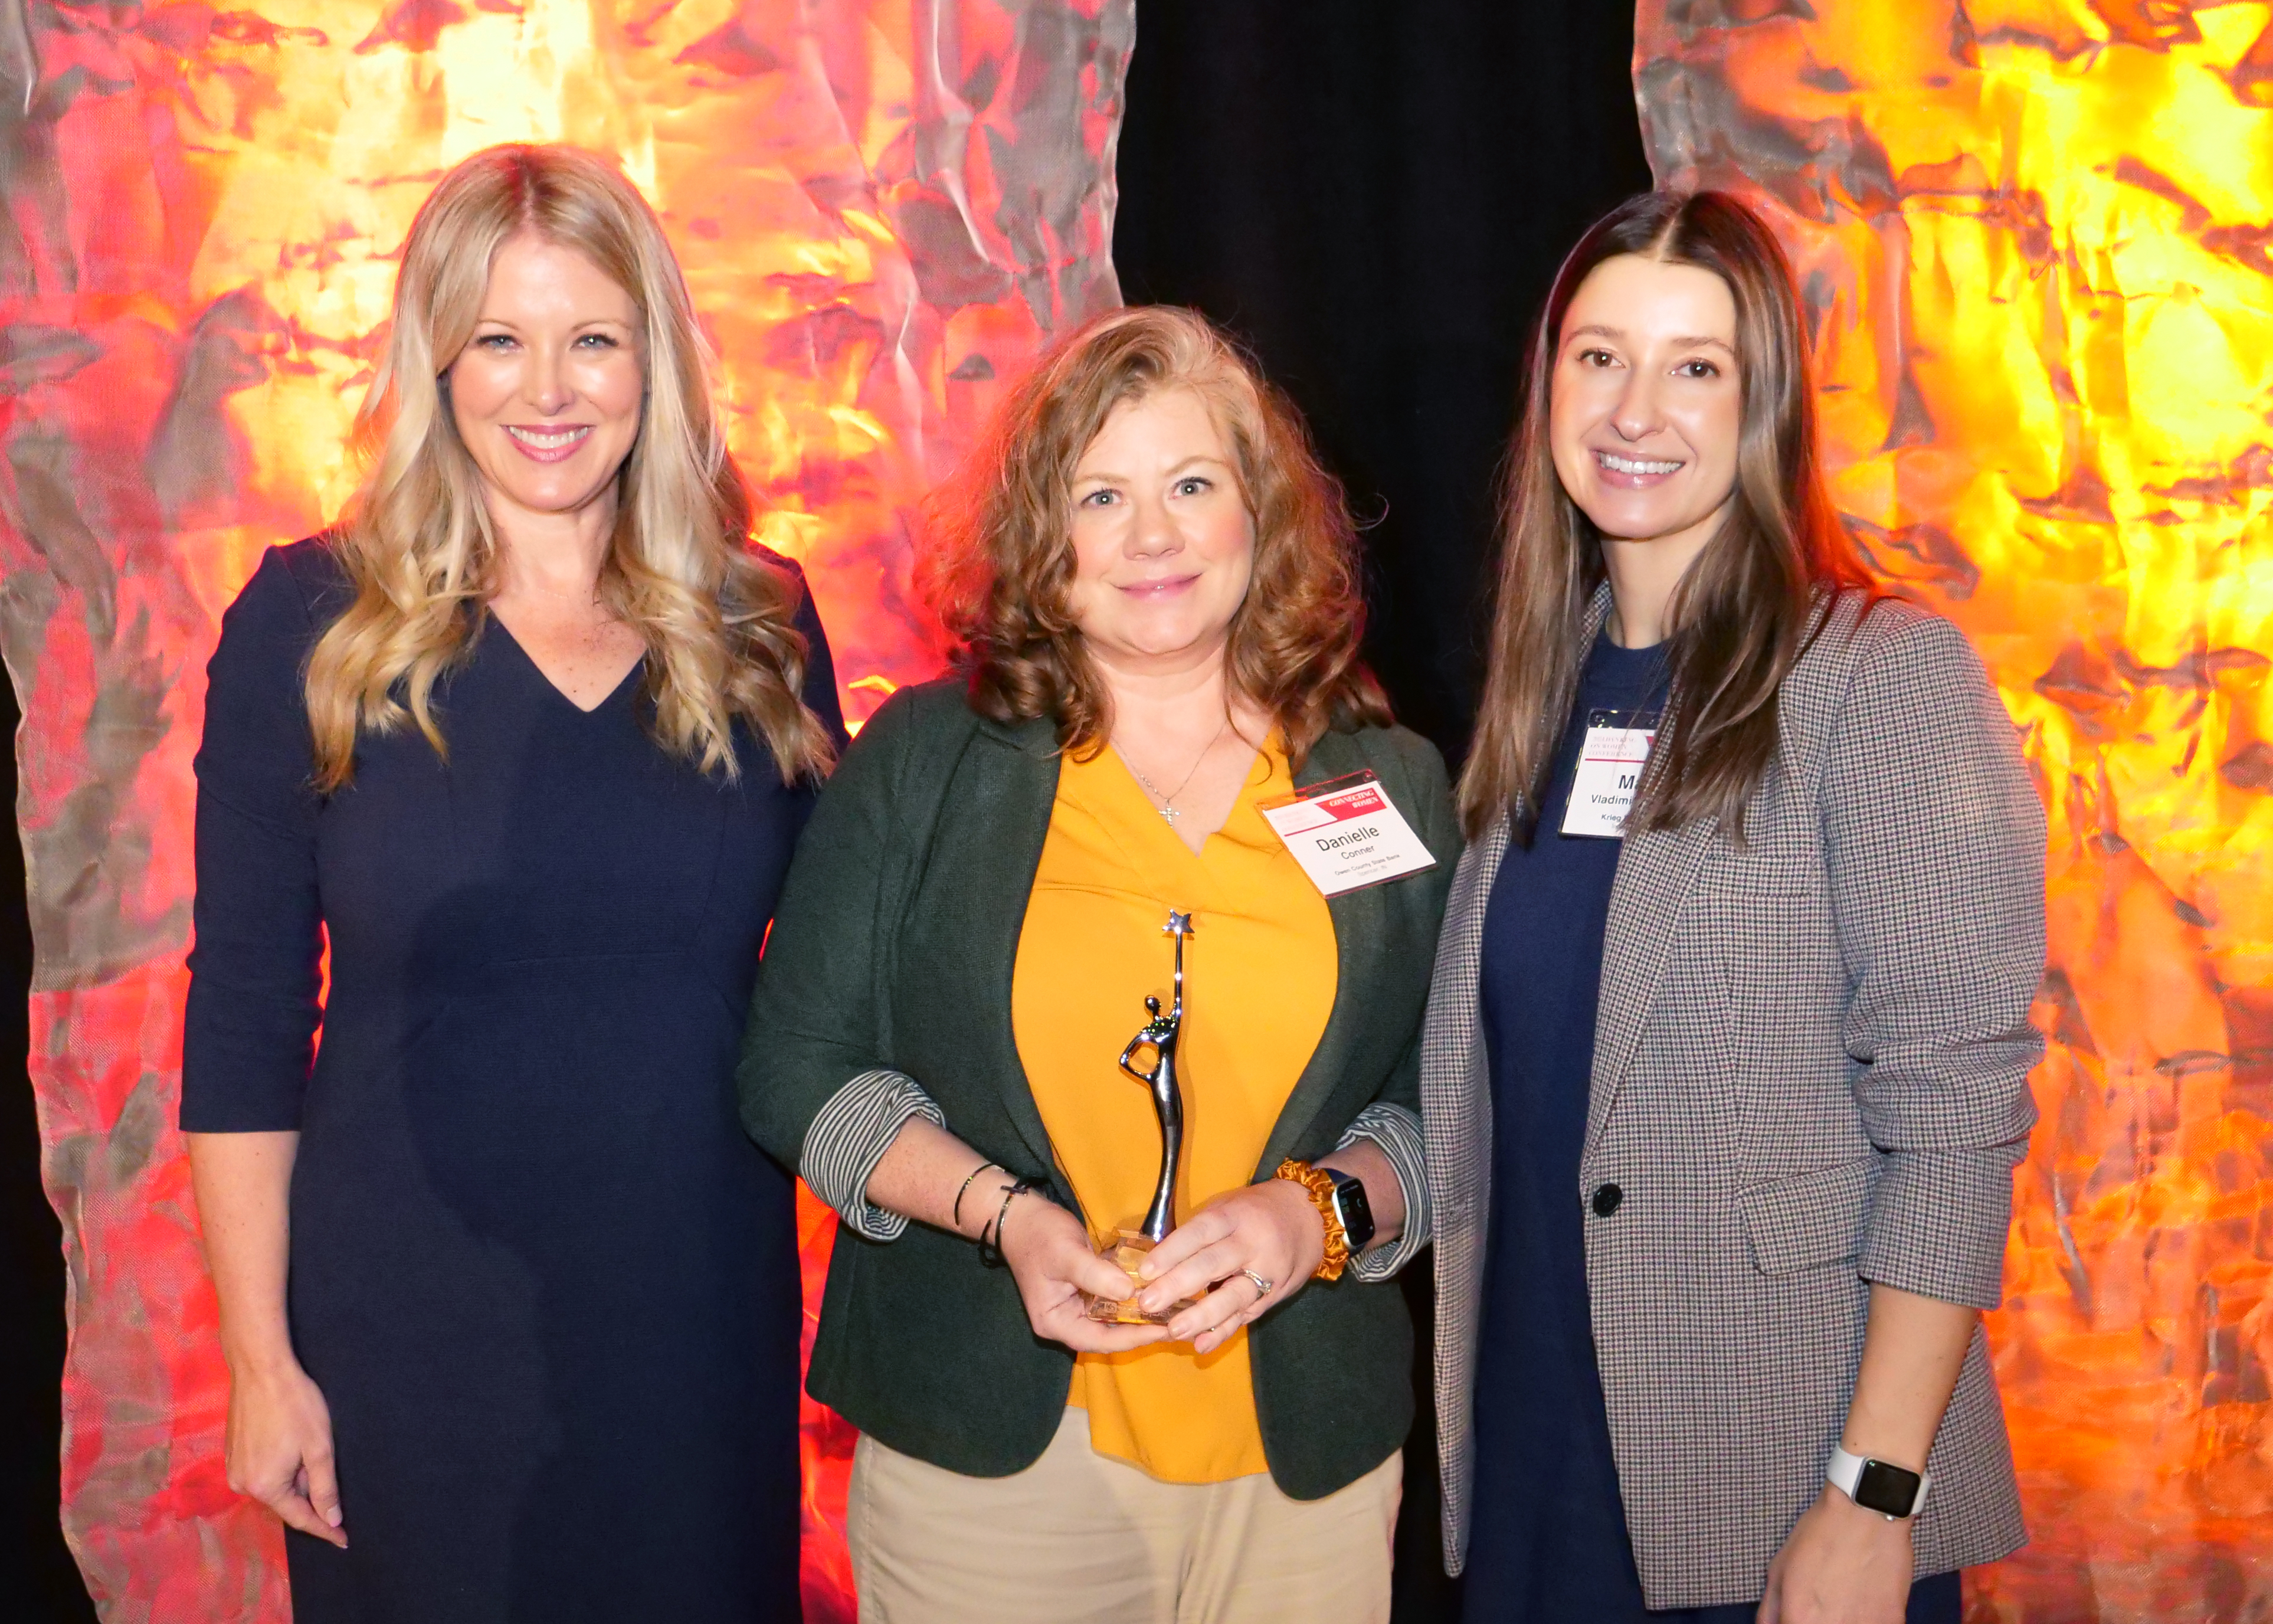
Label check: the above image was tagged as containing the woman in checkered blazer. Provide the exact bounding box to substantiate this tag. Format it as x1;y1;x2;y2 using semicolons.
1421;191;2043;1623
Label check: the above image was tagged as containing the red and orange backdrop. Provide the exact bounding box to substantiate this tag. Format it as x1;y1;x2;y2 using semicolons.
1636;4;2273;1615
7;1;2267;1620
12;2;1128;1618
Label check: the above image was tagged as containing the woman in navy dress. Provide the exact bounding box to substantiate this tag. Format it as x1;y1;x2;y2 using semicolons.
181;144;844;1623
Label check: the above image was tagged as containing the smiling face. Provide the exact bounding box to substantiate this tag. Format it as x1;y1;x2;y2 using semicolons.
1550;253;1743;559
1063;387;1256;674
446;231;646;531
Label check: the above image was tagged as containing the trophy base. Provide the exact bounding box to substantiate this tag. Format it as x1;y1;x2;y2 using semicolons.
1083;1230;1196;1325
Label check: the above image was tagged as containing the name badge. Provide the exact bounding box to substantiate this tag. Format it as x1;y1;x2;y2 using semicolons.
1259;771;1438;897
1560;710;1658;839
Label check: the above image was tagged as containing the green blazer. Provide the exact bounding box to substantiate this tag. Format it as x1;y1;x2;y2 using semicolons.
738;677;1458;1499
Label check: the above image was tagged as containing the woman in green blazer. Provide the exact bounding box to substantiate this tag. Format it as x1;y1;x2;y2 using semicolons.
738;308;1456;1622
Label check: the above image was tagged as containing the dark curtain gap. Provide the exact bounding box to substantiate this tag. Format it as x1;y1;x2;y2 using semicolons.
1113;5;1655;1616
1115;0;1656;765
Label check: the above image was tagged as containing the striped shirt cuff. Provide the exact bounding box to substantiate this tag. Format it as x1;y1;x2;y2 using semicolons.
801;1069;945;1242
1337;1101;1432;1281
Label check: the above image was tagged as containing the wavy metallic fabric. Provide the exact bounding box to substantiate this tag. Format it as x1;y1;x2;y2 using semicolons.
4;1;1128;1616
1635;4;2273;1618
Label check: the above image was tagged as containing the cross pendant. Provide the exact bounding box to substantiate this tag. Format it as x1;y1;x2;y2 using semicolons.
1158;805;1180;825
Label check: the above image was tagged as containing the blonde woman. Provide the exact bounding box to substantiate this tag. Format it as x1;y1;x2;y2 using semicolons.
181;145;842;1623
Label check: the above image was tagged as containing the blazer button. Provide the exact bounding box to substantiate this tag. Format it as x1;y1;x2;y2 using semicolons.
1591;1183;1624;1219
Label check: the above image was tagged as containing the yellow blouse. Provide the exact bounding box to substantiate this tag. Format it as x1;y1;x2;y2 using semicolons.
1012;739;1338;1484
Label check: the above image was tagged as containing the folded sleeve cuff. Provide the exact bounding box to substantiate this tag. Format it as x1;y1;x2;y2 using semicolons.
1856;1147;2020;1310
1337;1101;1432;1281
801;1069;945;1242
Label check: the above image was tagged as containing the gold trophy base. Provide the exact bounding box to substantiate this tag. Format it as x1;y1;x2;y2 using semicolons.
1083;1229;1196;1325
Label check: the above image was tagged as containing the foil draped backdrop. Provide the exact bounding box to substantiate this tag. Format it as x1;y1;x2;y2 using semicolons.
1635;4;2273;1619
14;0;2273;1620
3;0;1129;1618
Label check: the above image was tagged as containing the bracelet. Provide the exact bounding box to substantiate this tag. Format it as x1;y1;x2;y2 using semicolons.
1273;1158;1351;1282
978;1177;1037;1269
952;1161;1003;1233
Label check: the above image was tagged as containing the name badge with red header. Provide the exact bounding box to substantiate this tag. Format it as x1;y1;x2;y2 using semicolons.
1259;771;1438;898
1559;708;1659;839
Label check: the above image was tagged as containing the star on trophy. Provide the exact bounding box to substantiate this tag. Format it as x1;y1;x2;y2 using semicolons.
1086;909;1200;1325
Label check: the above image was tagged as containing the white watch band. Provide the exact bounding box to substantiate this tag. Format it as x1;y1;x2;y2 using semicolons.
1826;1444;1931;1519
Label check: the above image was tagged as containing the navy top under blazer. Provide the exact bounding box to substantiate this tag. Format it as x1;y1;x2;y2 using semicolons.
1466;632;1669;1616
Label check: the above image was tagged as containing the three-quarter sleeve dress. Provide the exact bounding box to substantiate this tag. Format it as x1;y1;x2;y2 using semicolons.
182;538;845;1623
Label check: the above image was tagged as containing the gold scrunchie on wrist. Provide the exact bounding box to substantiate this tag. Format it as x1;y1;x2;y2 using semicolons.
1274;1158;1351;1282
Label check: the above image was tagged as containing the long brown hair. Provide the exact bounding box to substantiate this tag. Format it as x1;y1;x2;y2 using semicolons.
306;143;837;791
1458;191;1875;841
918;305;1390;768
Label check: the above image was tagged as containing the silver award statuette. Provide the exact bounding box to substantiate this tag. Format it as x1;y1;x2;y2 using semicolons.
1086;909;1200;1325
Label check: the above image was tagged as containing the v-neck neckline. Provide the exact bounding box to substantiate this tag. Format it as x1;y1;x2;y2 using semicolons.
486;613;645;715
1093;741;1273;870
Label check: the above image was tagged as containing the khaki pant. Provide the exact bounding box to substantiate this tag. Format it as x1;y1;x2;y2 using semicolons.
846;1408;1401;1623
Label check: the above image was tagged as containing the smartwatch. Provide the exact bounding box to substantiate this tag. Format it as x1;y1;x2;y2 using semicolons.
1321;1168;1377;1254
1826;1444;1930;1520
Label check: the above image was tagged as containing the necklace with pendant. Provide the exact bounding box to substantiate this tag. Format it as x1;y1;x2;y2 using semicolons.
1119;713;1233;826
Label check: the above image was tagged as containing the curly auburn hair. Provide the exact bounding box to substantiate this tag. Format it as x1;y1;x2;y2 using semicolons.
918;306;1390;767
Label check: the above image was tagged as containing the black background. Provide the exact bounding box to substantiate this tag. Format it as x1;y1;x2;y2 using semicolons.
0;3;1652;1617
1113;0;1654;767
1113;5;1650;1616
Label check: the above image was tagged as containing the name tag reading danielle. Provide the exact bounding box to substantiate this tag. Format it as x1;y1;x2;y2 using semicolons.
1561;710;1659;838
1259;772;1437;897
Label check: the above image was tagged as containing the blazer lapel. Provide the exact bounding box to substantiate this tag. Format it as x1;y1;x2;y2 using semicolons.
1584;584;1846;1154
1585;814;1716;1160
1257;730;1396;1173
1421;811;1508;1232
967;713;1068;1185
1536;577;1720;1164
1578;574;1721;1157
1420;810;1508;1571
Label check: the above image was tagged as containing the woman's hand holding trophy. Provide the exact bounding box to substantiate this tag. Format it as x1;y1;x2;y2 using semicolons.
1079;909;1335;1355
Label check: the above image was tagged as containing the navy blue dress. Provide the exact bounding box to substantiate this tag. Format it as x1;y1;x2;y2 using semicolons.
182;539;844;1623
1463;633;1956;1624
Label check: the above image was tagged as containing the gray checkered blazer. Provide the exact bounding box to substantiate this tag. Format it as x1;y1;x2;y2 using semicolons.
1422;588;2043;1609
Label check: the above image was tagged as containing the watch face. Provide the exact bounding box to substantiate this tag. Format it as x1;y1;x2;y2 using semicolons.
1853;1459;1922;1518
1329;1174;1376;1253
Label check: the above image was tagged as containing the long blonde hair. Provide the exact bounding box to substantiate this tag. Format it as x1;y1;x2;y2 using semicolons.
304;143;836;791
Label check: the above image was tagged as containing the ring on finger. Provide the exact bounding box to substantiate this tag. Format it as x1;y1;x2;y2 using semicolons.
1240;1268;1273;1300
